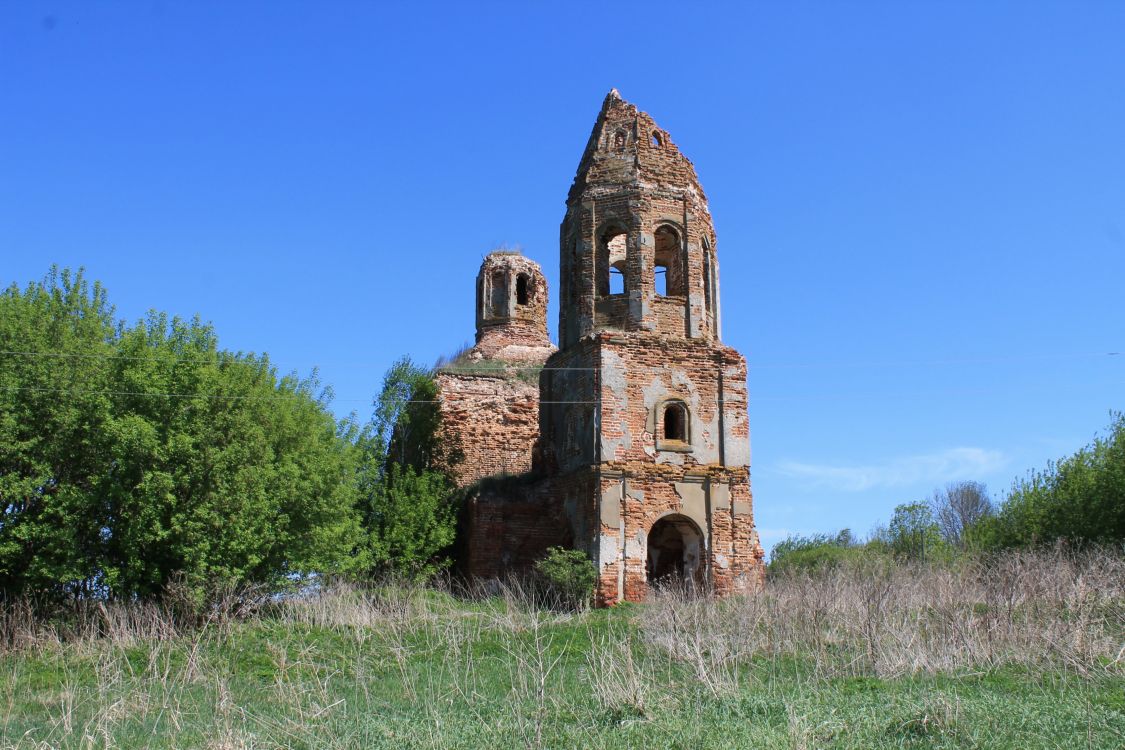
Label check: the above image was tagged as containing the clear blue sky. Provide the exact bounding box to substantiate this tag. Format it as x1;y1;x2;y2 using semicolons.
3;2;1123;555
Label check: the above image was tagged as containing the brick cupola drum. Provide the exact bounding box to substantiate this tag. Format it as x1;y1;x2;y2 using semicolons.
435;91;765;603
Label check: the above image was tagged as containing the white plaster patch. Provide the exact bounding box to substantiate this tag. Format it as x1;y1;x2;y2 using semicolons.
724;404;751;468
694;409;721;464
600;350;631;459
715;553;730;570
656;450;685;466
599;534;620;569
625;529;647;560
641;375;669;414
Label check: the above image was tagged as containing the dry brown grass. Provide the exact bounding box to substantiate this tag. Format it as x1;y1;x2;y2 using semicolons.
641;546;1125;679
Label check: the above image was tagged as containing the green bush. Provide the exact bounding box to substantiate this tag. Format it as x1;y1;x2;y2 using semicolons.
769;531;879;575
533;546;596;610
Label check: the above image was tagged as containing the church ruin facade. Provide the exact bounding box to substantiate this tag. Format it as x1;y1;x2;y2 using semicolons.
435;91;765;604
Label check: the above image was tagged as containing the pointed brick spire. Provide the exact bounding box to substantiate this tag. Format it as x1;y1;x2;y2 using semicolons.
567;92;706;206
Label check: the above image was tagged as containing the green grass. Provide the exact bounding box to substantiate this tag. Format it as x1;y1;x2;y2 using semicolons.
1;587;1122;749
436;358;542;383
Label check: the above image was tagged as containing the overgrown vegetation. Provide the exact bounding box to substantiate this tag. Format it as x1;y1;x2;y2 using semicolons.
1;548;1121;749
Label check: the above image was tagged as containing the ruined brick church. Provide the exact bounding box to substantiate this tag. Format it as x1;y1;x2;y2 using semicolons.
435;91;764;604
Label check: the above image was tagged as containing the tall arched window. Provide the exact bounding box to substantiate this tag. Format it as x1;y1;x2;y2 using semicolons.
516;274;530;305
654;226;685;297
702;238;712;313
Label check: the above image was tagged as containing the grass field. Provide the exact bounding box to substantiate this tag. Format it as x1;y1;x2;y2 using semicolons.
2;550;1122;749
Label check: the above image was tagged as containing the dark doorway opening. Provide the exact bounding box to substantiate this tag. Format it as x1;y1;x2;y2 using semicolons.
646;515;704;589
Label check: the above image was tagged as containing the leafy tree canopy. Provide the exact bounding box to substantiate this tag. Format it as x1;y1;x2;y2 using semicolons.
974;413;1125;549
0;268;364;601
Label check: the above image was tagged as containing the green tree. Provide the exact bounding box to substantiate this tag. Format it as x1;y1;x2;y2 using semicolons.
0;268;365;601
95;312;365;598
887;502;946;561
0;268;115;597
356;357;458;578
361;462;455;578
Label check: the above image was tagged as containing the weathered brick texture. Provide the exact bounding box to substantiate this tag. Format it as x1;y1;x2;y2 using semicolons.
439;91;764;602
434;253;554;487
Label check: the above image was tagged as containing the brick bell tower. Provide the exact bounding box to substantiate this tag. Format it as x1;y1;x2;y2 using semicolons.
540;90;765;603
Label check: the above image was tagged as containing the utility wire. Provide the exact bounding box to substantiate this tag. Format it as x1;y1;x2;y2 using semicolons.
0;350;1118;405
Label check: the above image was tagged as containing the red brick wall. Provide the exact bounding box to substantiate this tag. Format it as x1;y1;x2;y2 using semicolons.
434;371;542;487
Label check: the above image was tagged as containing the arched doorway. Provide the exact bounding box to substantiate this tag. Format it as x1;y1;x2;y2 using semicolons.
646;515;705;589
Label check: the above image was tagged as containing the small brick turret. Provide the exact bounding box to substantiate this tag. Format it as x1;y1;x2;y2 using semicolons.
470;252;554;363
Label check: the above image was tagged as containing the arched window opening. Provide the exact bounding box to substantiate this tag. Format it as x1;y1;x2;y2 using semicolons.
601;228;628;297
613;130;626;149
489;270;507;317
651;131;663;147
516;274;530;306
663;400;688;442
653;226;685;297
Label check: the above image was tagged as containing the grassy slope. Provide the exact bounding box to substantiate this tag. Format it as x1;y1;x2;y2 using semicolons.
2;590;1122;750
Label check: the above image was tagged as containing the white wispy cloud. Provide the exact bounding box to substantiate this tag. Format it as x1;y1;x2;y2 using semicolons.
776;447;1007;492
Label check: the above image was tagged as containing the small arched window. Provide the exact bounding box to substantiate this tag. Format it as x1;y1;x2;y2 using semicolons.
614;130;626;149
516;274;530;305
663;401;688;442
489;270;507;317
651;131;663;147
